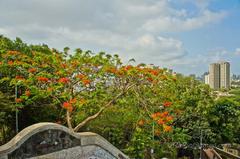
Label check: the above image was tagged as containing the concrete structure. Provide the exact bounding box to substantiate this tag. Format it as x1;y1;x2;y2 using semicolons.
0;123;129;159
220;62;230;89
231;79;240;88
208;62;230;90
204;73;209;85
209;63;220;89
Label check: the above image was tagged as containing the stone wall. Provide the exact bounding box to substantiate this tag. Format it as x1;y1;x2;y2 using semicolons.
0;123;129;159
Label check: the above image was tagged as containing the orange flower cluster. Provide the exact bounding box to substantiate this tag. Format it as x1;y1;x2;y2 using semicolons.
62;98;76;112
61;63;67;68
71;61;79;67
139;111;174;134
8;60;14;65
62;102;73;112
104;65;164;84
28;68;37;73
163;125;172;132
147;77;153;82
166;116;173;122
139;67;161;76
82;79;91;86
106;65;134;76
151;111;173;125
151;111;169;120
150;70;159;76
157;119;165;125
37;76;49;82
150;111;173;132
163;101;172;107
138;119;145;126
69;98;77;104
15;98;23;103
106;67;118;74
15;61;23;65
15;75;25;80
76;74;85;79
55;71;63;76
7;51;20;55
25;90;31;97
58;77;70;84
75;74;91;86
124;65;133;71
0;61;2;65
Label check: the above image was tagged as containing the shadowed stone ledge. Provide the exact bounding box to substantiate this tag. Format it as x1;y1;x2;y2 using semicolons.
0;122;129;159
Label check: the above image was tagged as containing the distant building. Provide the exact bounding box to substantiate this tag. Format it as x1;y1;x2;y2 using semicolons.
232;74;240;80
209;63;220;89
220;61;230;89
196;76;203;82
204;73;209;85
208;62;230;90
231;74;240;88
232;74;237;80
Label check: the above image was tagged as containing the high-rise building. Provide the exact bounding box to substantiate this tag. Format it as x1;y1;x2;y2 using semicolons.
220;61;230;89
208;61;230;90
202;72;209;84
204;73;209;85
209;63;220;89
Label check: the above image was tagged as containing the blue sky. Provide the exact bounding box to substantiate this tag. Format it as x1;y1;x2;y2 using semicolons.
0;0;239;75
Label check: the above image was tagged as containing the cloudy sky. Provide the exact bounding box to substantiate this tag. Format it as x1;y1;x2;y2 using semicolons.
0;0;240;75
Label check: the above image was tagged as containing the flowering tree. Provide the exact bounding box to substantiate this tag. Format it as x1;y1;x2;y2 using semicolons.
1;36;237;158
0;48;178;134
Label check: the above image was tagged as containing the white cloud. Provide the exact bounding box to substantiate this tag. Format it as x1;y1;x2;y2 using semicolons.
0;27;9;35
0;0;228;71
235;48;240;55
142;10;227;32
126;35;187;63
189;48;232;68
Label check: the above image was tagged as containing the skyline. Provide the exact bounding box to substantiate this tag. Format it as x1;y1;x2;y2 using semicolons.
0;0;240;75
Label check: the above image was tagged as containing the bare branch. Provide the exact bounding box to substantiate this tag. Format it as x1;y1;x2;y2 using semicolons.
66;110;73;130
73;107;104;132
73;83;136;132
133;87;152;117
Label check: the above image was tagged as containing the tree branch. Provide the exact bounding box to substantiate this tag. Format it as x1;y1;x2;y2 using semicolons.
66;110;73;130
133;87;152;117
73;107;104;132
73;83;135;132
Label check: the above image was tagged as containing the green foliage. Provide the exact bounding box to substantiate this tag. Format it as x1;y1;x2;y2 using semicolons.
0;91;15;145
125;127;152;159
229;88;240;103
208;97;240;143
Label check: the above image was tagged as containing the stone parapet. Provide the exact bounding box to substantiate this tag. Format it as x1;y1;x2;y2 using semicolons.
0;122;129;159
